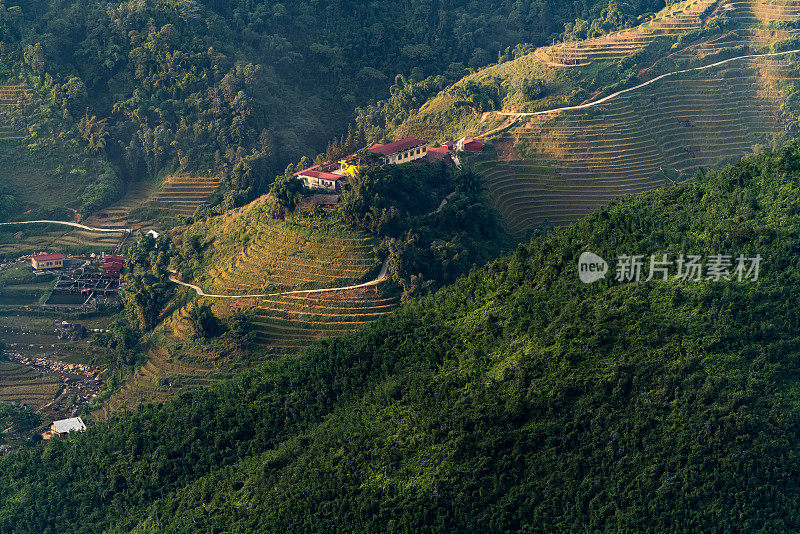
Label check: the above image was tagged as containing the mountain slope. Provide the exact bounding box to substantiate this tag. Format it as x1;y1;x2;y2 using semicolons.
3;141;800;531
0;0;670;222
398;0;800;236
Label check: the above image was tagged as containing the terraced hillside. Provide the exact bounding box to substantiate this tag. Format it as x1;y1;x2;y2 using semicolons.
146;175;220;217
477;57;788;233
94;348;220;420
200;229;379;296
401;0;800;236
0;360;60;409
170;196;395;354
189;287;398;356
185;197;381;296
540;0;717;66
0;222;123;258
84;182;155;232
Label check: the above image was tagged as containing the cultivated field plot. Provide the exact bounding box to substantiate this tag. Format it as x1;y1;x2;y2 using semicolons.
479;57;791;235
84;182;156;232
146;175;221;217
197;223;380;295
0;223;121;258
242;286;397;355
539;0;716;66
0;360;60;409
95;349;219;419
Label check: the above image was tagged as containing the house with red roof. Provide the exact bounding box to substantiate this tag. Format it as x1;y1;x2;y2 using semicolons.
293;164;348;192
294;137;431;191
31;253;64;270
367;138;428;164
461;138;485;152
101;254;125;279
425;145;454;165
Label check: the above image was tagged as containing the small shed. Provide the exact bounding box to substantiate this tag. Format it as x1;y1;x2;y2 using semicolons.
461;138;485;152
47;417;86;438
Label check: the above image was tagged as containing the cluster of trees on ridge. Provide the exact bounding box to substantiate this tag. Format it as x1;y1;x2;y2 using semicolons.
270;153;513;301
3;139;800;531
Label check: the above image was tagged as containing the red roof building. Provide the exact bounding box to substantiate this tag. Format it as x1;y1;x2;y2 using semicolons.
461;138;485;152
425;145;453;165
367;138;428;164
294;165;346;192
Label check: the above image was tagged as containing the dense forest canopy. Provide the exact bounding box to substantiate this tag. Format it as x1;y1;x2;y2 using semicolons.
3;141;800;531
0;0;669;215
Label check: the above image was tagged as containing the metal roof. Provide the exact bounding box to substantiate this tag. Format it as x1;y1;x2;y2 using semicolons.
52;417;86;434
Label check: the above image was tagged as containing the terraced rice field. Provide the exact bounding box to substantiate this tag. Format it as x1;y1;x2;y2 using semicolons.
0;224;122;257
221;287;397;355
199;225;380;295
146;175;221;217
0;85;30;106
95;349;220;419
539;0;716;66
0;84;30;140
478;58;789;235
0;360;60;408
84;182;155;232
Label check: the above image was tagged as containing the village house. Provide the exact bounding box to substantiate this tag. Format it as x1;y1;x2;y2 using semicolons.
426;144;455;164
294;161;347;192
294;137;431;192
43;417;86;439
365;138;428;164
101;254;125;279
459;138;485;152
31;253;64;270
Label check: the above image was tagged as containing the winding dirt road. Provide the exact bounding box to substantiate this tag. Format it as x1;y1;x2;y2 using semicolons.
492;49;800;122
170;258;390;299
0;220;130;233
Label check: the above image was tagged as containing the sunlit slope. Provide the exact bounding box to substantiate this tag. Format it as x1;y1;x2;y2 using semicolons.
476;58;788;233
401;0;800;236
173;196;394;355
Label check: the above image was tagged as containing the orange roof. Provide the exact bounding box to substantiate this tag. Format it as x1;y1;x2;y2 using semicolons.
32;253;65;262
294;166;344;181
368;138;427;156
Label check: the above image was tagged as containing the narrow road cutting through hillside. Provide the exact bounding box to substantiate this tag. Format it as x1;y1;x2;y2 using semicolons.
0;220;131;232
169;258;390;299
486;49;800;132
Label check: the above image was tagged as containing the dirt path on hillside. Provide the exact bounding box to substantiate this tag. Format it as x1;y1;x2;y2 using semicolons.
170;258;390;299
489;49;800;126
0;220;131;233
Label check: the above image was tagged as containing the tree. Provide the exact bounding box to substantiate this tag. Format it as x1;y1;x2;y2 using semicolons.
79;109;109;153
270;172;304;213
186;302;221;339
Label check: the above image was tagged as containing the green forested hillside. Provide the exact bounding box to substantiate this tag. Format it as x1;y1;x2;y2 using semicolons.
3;140;800;531
0;0;669;219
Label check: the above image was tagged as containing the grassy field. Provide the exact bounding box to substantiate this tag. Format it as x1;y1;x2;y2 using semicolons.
0;360;60;409
93;346;221;420
83;181;158;232
0;223;122;258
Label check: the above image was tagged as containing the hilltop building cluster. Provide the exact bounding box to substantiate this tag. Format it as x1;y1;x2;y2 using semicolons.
294;136;485;192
